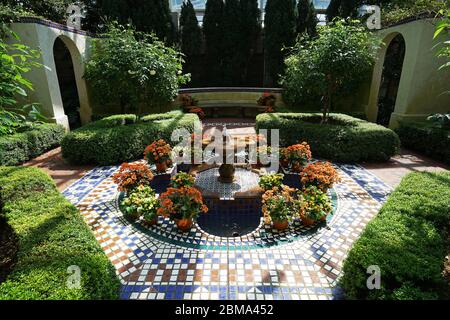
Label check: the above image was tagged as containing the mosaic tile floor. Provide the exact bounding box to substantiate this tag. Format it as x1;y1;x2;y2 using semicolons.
63;164;392;300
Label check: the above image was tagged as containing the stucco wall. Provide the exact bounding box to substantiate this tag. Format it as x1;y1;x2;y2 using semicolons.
8;21;93;130
367;18;450;128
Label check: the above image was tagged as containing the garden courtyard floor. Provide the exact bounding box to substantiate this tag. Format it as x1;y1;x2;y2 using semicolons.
23;118;449;300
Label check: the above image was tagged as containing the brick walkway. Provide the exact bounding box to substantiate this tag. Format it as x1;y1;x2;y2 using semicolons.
23;147;94;191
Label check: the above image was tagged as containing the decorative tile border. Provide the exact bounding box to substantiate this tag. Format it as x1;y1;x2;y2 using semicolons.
63;164;391;300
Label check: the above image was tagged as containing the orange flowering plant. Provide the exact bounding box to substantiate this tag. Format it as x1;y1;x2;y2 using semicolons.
144;139;172;164
157;186;208;221
301;161;340;192
281;142;312;172
112;162;154;193
261;185;300;224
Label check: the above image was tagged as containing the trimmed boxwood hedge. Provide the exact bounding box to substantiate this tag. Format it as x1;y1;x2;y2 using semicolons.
0;166;120;299
340;171;450;300
0;124;65;166
62;111;200;165
396;122;450;165
256;113;400;162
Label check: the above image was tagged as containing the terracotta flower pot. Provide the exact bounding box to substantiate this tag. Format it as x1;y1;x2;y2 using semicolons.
301;215;316;226
155;162;168;173
174;218;193;232
272;219;289;231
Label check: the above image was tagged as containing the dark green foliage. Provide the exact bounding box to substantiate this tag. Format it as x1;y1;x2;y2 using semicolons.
100;0;175;43
84;24;189;115
264;0;296;86
326;0;342;22
179;0;202;86
256;113;400;162
236;0;260;84
61;112;200;165
340;171;450;300
0;124;65;166
0;166;120;299
396;122;450;165
222;0;242;85
296;0;318;37
281;20;380;120
203;0;225;86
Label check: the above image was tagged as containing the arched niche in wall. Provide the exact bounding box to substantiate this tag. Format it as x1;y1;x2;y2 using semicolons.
375;33;406;127
53;36;82;130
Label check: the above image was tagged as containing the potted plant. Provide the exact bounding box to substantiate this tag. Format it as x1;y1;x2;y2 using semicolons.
170;172;195;188
120;185;159;224
144;139;172;173
258;173;284;192
280;142;312;173
112;162;154;193
257;92;277;113
299;186;332;226
158;186;208;232
262;185;298;231
301;161;340;192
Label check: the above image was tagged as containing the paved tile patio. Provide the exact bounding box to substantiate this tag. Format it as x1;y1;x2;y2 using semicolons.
62;163;391;300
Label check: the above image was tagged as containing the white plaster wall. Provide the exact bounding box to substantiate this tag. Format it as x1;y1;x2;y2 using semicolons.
8;22;93;130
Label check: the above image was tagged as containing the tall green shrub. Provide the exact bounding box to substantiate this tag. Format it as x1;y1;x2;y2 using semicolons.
203;0;225;86
84;23;189;115
237;0;261;84
222;0;242;85
296;0;318;37
264;0;296;86
179;0;202;86
101;0;175;43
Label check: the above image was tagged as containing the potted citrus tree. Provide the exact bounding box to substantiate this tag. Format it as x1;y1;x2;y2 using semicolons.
262;185;299;231
299;186;332;226
144;139;172;173
158;186;208;232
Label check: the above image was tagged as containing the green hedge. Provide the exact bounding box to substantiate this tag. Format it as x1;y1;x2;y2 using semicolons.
396;122;450;165
0;166;120;300
0;124;65;166
61;112;200;165
256;113;400;162
340;171;450;300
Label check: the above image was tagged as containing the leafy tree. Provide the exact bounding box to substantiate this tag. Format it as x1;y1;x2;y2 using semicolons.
0;27;46;135
179;0;202;86
264;0;296;86
203;0;225;86
84;24;189;115
296;0;318;37
281;20;381;121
